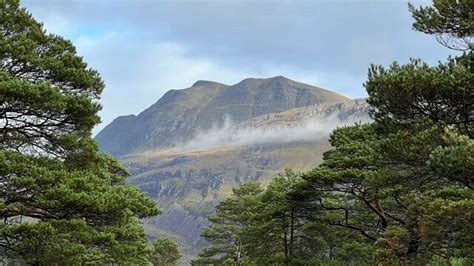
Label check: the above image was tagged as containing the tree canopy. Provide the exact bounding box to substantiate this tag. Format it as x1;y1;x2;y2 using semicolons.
409;0;473;50
195;0;473;265
0;0;175;264
149;238;181;266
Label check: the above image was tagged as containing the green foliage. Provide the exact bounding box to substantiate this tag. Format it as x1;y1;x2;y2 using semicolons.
0;0;103;156
196;170;344;265
365;57;473;137
0;0;180;264
0;216;152;265
428;132;474;188
408;188;474;259
196;1;473;264
192;182;262;266
149;238;181;266
409;0;473;50
244;169;324;265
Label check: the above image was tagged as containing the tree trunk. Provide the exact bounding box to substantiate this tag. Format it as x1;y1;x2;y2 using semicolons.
406;232;421;259
283;215;289;266
235;242;241;266
289;210;295;258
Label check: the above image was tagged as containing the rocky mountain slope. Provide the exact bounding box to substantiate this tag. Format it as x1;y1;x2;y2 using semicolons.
96;76;348;157
95;76;370;258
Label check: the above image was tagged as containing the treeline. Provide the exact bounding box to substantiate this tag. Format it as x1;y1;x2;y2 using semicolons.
0;0;180;265
194;1;473;265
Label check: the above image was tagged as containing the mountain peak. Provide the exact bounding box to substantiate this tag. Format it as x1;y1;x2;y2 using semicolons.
266;75;294;85
238;75;290;84
270;75;290;80
191;80;226;87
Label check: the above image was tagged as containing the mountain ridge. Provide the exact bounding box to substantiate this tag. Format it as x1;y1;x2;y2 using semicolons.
96;76;349;157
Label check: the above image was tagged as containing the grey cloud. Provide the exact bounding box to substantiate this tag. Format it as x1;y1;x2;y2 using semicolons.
20;0;458;135
23;0;454;71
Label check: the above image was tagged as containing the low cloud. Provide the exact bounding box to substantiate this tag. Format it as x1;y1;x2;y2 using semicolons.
178;113;367;152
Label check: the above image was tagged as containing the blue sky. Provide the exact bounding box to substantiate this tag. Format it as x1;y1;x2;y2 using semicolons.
22;0;456;134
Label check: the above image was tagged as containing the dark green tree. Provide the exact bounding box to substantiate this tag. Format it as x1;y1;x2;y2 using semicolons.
300;124;421;262
409;0;473;50
0;0;167;264
406;187;474;260
149;238;181;266
194;1;473;264
193;182;262;266
297;1;473;263
245;169;324;265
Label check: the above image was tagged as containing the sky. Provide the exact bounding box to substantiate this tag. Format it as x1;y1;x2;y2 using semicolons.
22;0;455;135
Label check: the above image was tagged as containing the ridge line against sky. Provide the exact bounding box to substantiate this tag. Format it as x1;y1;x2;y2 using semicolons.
22;0;456;134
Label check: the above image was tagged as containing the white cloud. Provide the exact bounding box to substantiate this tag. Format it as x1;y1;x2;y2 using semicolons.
178;108;370;152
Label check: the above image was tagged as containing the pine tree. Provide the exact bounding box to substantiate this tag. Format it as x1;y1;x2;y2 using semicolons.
149;238;181;266
192;183;262;266
245;169;323;265
0;0;165;264
409;0;473;50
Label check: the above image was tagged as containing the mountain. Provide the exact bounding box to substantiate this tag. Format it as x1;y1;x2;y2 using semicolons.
96;76;348;157
95;76;370;259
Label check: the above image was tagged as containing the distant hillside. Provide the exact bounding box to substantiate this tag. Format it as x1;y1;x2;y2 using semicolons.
95;77;369;260
96;76;348;157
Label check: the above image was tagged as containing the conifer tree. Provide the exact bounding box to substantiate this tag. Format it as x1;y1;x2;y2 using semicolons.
192;183;262;266
0;0;166;264
149;238;181;266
